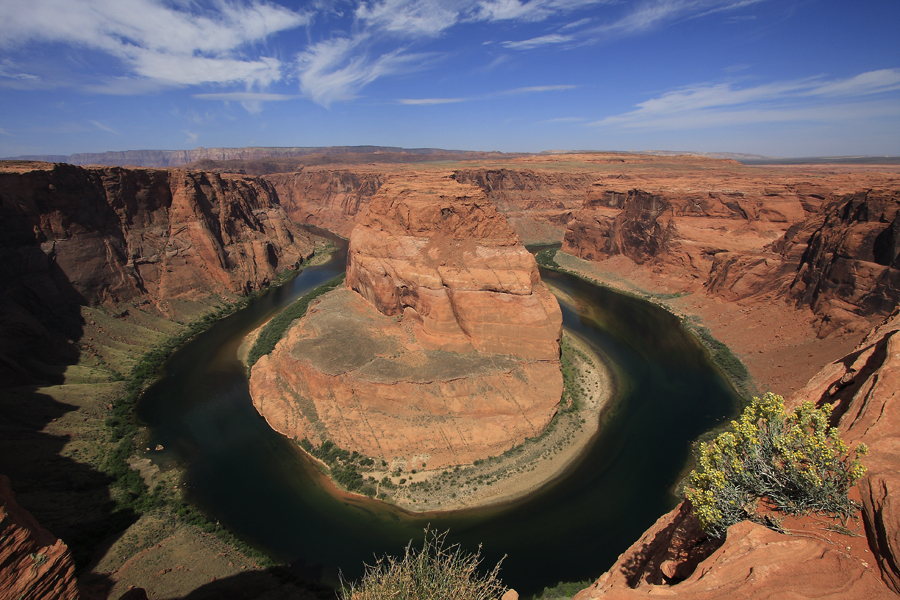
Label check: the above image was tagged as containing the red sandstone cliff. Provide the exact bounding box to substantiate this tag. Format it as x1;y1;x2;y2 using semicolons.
707;189;900;336
346;174;562;359
0;474;81;600
265;166;597;243
574;310;900;599
0;161;315;385
266;169;384;237
249;173;563;468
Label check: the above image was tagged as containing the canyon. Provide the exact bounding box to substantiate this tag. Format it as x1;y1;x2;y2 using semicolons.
1;151;899;598
249;173;563;470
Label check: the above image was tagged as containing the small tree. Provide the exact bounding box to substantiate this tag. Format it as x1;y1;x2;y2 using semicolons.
685;392;867;538
341;528;508;600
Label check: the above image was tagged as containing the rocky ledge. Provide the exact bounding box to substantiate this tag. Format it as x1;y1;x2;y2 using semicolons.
249;173;563;469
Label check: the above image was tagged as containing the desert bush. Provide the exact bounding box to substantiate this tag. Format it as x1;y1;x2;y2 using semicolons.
685;392;867;537
341;529;507;600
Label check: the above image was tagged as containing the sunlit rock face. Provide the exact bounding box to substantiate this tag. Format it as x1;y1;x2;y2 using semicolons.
250;174;563;468
346;173;562;361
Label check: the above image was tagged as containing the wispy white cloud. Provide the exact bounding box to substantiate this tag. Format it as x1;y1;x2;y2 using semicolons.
0;59;39;80
356;0;459;36
585;0;765;40
399;82;576;104
592;69;900;130
502;84;577;94
182;130;199;144
90;120;119;134
399;97;468;104
297;36;431;106
0;0;308;89
193;92;299;102
501;33;573;49
0;127;11;136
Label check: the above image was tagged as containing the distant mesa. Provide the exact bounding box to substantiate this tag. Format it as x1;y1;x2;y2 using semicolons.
249;173;564;469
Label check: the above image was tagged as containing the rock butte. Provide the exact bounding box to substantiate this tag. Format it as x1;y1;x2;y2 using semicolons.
249;173;563;468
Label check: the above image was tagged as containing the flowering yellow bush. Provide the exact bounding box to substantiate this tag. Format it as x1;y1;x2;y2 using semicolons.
685;392;868;537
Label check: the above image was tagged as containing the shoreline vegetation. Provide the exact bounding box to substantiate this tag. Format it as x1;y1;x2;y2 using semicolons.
58;238;341;589
535;247;756;402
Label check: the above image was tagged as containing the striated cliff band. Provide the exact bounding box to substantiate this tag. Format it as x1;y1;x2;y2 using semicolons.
249;173;564;469
0;161;316;386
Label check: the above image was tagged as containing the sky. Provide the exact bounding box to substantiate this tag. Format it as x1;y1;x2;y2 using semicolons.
0;0;898;158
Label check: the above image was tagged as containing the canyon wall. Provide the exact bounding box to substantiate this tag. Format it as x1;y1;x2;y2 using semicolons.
707;189;900;335
266;169;384;237
562;176;900;336
574;309;900;599
265;166;598;243
451;168;594;244
250;173;563;468
0;161;315;385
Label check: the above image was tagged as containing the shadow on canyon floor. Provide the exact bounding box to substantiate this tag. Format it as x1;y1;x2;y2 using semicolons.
0;252;128;596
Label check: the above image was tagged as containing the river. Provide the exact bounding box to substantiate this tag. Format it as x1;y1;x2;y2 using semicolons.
136;235;739;597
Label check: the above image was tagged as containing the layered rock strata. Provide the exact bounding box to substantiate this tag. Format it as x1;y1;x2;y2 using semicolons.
0;161;314;385
707;189;900;335
0;474;81;600
573;310;900;599
250;174;563;468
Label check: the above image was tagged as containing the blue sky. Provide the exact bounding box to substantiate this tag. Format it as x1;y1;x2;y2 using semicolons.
1;0;898;157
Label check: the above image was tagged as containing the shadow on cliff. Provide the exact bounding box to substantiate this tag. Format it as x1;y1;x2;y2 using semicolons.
616;502;723;588
0;251;132;596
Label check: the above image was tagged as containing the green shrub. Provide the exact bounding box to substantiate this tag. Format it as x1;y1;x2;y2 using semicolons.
685;392;867;538
341;529;507;600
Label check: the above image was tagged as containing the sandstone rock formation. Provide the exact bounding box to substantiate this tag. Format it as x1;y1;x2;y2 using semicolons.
573;309;900;599
451;168;593;244
0;474;81;600
250;173;563;468
266;169;384;237
0;161;315;385
707;189;900;336
265;165;596;243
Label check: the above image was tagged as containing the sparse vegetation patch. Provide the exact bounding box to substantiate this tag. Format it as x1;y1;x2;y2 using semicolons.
340;528;508;600
685;392;867;538
247;273;346;367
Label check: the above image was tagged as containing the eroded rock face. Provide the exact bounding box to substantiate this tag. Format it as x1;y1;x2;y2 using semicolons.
250;174;563;467
0;474;81;600
572;310;900;599
250;288;562;467
266;169;384;237
266;166;597;243
707;189;900;335
562;182;822;280
0;161;314;385
346;175;562;360
575;517;892;600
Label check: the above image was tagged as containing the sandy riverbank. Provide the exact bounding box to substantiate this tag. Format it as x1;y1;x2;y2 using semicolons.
378;330;615;511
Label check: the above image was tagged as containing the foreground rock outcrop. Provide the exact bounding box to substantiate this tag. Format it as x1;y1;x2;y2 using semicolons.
0;161;315;385
574;309;900;599
0;474;81;600
250;173;563;468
